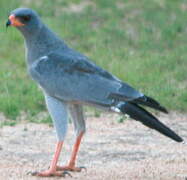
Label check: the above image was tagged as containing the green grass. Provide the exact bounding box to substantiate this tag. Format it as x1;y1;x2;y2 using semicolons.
0;0;187;121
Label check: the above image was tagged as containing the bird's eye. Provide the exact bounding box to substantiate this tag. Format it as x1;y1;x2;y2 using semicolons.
20;15;31;22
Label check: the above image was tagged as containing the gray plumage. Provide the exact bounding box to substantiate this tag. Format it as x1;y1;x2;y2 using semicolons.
30;52;143;106
8;8;183;143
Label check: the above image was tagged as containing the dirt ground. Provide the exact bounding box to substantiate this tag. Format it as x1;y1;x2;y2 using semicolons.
0;112;187;180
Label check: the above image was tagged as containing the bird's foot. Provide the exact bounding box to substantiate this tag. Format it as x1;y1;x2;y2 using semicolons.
56;165;86;172
29;169;72;177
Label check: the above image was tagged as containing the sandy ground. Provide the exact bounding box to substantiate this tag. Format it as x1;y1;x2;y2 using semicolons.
0;112;187;180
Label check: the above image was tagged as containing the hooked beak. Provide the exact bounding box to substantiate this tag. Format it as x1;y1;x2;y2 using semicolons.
6;14;25;28
6;20;11;28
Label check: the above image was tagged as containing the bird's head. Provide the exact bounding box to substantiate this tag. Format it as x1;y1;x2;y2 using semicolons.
6;8;42;36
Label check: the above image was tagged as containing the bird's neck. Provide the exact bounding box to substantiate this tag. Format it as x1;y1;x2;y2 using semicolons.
23;24;66;65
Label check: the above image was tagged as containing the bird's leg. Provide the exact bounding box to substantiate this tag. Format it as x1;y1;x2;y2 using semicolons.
32;141;69;177
57;131;85;172
31;95;71;177
57;104;86;172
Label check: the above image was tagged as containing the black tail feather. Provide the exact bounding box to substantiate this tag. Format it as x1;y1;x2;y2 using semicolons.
119;102;183;142
133;96;168;114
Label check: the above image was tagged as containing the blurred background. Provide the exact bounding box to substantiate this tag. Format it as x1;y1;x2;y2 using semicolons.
0;0;187;124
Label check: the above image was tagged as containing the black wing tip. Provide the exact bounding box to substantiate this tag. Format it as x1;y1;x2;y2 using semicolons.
159;106;169;114
144;95;169;114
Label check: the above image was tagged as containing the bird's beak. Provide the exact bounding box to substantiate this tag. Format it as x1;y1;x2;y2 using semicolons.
6;14;25;28
6;19;11;28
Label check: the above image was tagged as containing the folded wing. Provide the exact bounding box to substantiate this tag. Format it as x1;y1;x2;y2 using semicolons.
29;51;143;106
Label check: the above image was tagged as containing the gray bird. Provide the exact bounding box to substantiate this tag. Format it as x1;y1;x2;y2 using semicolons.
6;8;183;177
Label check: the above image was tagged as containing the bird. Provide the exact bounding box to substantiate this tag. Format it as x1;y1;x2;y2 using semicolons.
6;8;183;177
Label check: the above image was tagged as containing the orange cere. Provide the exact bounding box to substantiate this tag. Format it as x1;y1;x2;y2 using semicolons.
9;14;25;27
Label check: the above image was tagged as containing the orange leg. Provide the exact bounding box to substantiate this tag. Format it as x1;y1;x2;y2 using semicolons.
32;141;70;177
57;132;84;172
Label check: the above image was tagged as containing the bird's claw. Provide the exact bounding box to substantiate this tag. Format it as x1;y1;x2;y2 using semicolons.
27;170;72;177
27;171;38;176
56;165;87;172
63;171;73;177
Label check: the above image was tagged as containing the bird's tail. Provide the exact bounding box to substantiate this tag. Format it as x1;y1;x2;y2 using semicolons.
118;102;183;142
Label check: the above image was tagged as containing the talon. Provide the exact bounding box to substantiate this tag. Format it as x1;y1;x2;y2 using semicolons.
29;169;68;177
56;165;86;172
30;171;39;176
26;171;36;176
63;171;72;177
